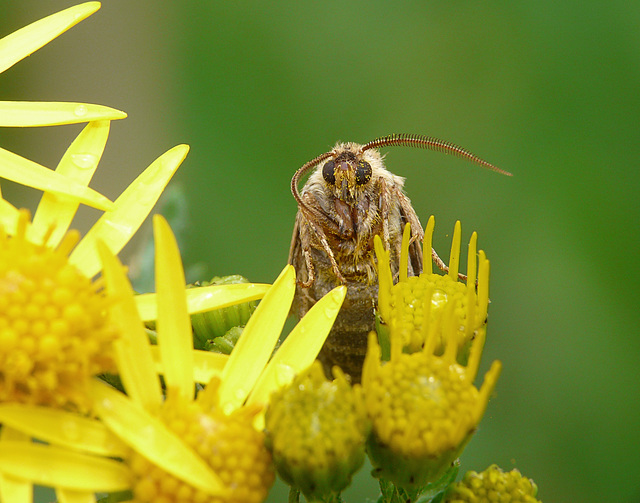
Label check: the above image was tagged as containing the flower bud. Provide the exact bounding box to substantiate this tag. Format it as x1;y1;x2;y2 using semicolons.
443;464;540;502
190;275;257;350
265;361;370;501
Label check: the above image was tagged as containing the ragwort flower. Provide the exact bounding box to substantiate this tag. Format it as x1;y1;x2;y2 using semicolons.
363;217;500;491
265;361;370;501
0;210;117;410
376;216;490;360
443;464;541;503
92;215;346;503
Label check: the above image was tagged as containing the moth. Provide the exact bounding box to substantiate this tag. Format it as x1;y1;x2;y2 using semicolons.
288;133;510;382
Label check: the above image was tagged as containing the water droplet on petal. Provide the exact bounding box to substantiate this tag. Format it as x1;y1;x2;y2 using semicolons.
324;305;339;319
274;363;296;387
431;289;448;309
70;153;97;170
74;104;88;117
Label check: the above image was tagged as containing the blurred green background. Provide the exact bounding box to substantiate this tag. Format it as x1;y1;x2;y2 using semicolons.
2;1;640;502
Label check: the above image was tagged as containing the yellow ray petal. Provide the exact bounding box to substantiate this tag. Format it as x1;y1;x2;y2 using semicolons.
448;220;462;280
56;489;96;503
399;223;411;283
0;428;30;503
91;379;225;496
69;144;189;278
0;441;130;492
0;404;127;458
98;241;163;411
218;265;295;413
0;101;126;126
0;2;100;74
153;215;194;398
0;147;112;212
0;198;19;234
248;285;346;420
135;282;269;322
149;346;228;384
0;474;30;503
29;121;110;247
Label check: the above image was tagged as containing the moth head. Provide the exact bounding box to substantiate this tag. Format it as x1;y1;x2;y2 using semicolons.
290;134;511;218
321;143;378;202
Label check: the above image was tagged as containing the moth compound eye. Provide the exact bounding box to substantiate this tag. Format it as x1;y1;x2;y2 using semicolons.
322;160;336;185
355;160;372;185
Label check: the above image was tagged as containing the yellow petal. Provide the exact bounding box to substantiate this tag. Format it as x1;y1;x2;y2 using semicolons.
448;220;462;280
0;147;112;212
0;404;127;458
399;222;411;282
0;428;30;503
149;346;228;384
0;101;126;126
69;144;189;278
91;380;225;496
29;121;110;247
0;474;30;503
0;198;19;234
153;215;193;398
218;265;295;413
0;2;100;73
0;441;130;492
135;282;270;322
56;489;96;503
423;215;435;274
98;241;163;411
248;285;346;420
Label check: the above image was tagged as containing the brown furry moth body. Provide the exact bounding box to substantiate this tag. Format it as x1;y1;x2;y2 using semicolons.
289;134;509;383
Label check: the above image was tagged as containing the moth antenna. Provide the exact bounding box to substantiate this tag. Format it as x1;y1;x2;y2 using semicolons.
291;151;334;213
361;133;512;176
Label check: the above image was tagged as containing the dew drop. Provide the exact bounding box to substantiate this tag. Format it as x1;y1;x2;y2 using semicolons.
324;306;338;319
70;153;97;170
100;397;114;411
274;363;295;387
431;289;448;309
74;104;88;117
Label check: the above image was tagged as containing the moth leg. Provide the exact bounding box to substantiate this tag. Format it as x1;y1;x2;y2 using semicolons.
299;247;316;288
378;178;392;249
300;208;346;285
431;248;469;283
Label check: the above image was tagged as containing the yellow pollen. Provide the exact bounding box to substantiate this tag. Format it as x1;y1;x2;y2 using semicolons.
0;211;117;410
128;389;274;503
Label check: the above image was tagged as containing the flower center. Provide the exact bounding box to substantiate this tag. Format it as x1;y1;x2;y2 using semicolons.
129;390;274;503
0;217;116;410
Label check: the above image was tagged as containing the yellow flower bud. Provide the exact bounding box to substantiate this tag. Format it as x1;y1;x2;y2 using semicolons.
265;361;370;501
444;464;541;503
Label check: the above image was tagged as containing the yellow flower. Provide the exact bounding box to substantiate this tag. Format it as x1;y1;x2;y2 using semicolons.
0;4;272;502
90;215;346;502
443;464;541;503
265;361;370;501
375;216;489;360
363;217;500;491
0;2;187;281
0;210;117;410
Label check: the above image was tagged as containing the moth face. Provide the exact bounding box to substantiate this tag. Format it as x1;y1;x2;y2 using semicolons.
321;147;373;202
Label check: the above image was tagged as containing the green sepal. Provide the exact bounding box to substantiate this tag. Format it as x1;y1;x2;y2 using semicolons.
375;310;391;361
189;275;257;349
206;325;244;354
376;460;458;503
